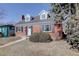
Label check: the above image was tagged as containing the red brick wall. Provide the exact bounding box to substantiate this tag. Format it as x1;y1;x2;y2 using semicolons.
15;27;26;37
15;23;64;41
16;32;25;37
32;24;41;33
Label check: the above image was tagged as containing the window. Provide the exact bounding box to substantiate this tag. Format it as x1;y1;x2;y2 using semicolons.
26;17;30;21
42;24;51;32
39;10;48;20
41;14;45;19
25;14;30;22
40;14;47;20
44;25;50;31
16;27;23;32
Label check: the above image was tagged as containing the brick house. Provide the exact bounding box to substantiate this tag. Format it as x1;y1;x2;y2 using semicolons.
15;10;63;40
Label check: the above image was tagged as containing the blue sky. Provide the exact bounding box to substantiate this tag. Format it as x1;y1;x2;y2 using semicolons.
0;3;50;24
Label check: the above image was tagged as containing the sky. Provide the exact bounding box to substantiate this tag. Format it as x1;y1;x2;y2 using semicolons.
0;3;50;24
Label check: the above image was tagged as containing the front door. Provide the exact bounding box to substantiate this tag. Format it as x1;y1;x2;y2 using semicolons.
27;26;32;36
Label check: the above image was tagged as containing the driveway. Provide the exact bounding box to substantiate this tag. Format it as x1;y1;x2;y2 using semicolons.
0;39;79;56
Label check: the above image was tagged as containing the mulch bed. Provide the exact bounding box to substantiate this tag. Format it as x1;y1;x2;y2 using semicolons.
0;36;21;46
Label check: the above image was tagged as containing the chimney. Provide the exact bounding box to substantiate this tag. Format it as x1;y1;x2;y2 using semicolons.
22;15;25;21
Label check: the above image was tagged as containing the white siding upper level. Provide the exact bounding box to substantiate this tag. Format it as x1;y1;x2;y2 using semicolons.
25;14;31;22
39;10;48;20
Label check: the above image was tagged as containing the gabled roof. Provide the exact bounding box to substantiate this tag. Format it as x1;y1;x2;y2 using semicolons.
39;10;48;15
16;16;54;25
16;11;55;25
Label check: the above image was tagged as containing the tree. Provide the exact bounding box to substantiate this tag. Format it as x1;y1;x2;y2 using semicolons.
50;3;76;19
50;3;79;36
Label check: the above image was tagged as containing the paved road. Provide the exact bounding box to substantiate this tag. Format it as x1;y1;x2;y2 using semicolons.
0;39;79;56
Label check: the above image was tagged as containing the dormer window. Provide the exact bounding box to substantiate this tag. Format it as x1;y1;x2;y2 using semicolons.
40;14;46;19
39;10;48;20
25;14;30;22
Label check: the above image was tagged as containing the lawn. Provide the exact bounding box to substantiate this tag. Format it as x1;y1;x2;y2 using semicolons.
0;36;21;46
0;39;79;56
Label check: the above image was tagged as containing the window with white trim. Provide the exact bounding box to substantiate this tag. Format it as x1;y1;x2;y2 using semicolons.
39;10;48;20
40;14;46;20
16;27;23;32
42;24;51;32
25;14;30;22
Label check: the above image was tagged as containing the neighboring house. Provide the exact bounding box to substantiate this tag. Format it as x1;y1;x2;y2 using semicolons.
15;10;63;40
0;25;15;37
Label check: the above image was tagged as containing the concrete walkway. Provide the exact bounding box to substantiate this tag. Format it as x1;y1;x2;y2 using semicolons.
0;36;28;48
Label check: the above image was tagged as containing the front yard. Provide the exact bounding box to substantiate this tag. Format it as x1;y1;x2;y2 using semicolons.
0;36;21;45
0;38;79;56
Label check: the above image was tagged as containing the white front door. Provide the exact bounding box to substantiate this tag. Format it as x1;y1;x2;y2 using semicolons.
27;26;32;36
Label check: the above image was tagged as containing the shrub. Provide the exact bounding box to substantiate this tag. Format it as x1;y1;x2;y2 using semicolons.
29;32;53;42
69;35;79;51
